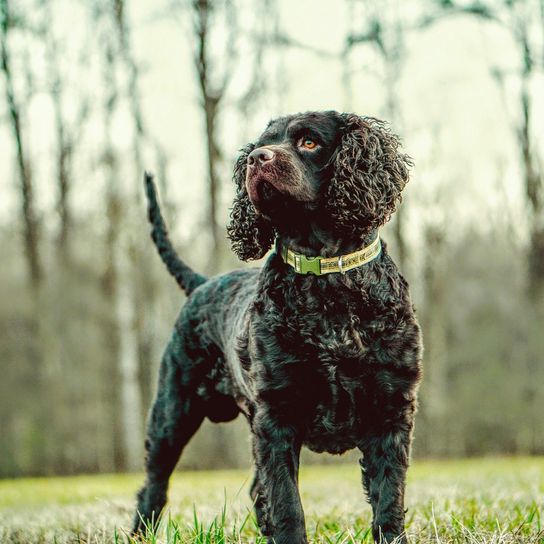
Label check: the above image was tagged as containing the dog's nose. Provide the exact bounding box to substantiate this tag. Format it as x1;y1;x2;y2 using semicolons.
247;147;275;167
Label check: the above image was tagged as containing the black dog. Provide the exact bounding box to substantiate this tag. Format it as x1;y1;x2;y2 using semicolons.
133;111;422;544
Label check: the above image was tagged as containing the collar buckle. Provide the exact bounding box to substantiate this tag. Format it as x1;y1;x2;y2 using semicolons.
276;234;381;276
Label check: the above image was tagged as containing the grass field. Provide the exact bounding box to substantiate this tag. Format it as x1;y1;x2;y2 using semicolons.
0;457;543;543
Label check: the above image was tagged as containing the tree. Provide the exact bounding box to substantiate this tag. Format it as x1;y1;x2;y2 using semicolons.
426;0;544;300
426;0;544;454
191;0;236;264
0;0;41;288
94;0;144;471
41;1;90;263
420;221;449;455
344;0;415;270
0;0;60;473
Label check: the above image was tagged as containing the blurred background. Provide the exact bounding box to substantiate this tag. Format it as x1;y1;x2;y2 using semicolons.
1;0;543;478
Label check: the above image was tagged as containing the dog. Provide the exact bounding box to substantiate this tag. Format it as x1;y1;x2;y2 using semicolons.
132;111;422;543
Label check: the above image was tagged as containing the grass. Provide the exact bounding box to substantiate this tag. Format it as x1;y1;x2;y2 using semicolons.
0;457;543;543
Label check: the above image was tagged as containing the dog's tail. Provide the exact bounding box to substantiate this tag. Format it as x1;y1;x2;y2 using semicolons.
144;172;207;295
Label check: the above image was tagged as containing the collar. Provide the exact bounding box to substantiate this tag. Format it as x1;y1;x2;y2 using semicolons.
276;235;381;275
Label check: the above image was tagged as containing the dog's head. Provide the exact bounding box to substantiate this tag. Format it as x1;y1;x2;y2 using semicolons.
227;111;412;261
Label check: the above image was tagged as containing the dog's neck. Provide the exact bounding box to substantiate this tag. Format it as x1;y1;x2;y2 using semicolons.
275;222;378;259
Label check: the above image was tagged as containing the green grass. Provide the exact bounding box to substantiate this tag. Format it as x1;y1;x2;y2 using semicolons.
0;458;543;543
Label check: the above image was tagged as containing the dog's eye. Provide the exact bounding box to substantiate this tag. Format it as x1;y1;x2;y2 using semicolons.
299;138;318;150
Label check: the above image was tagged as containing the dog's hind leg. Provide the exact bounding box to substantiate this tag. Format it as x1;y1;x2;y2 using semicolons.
132;332;206;534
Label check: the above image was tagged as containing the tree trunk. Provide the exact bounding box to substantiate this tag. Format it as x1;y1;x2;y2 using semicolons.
519;57;544;303
345;5;408;271
392;201;407;270
100;187;125;472
115;231;144;471
112;0;163;420
54;106;72;262
517;31;543;455
1;0;41;287
422;224;449;456
383;25;407;272
1;0;57;473
194;0;222;263
97;14;144;469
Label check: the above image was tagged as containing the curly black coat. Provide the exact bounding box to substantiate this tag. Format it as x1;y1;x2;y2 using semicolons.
132;111;422;544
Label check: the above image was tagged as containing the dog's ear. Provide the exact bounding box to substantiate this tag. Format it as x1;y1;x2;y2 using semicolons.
227;144;275;261
325;114;412;235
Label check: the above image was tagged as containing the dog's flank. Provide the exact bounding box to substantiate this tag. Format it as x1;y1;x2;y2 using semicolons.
144;172;206;295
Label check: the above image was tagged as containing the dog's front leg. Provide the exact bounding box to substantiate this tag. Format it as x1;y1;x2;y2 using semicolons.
359;418;413;544
252;407;307;544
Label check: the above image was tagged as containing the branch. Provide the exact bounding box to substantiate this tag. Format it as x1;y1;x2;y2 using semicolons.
272;30;339;58
416;1;503;30
346;18;385;56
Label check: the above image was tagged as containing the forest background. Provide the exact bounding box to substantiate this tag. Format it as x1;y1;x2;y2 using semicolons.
1;0;543;477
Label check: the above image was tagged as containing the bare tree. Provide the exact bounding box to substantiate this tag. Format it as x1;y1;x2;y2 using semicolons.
112;0;145;174
40;4;89;263
0;0;59;473
342;0;356;110
426;0;544;455
191;0;236;263
94;0;143;471
111;0;170;408
345;0;410;270
1;0;41;288
235;0;284;129
426;0;544;301
421;221;449;455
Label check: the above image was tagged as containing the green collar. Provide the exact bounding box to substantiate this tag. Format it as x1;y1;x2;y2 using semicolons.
276;235;381;275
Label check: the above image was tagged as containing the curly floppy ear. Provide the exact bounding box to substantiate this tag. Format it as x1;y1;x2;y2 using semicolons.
227;144;275;261
325;114;412;236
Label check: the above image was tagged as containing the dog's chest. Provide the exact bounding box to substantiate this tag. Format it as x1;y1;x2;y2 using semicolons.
247;273;418;453
303;357;371;454
291;306;380;454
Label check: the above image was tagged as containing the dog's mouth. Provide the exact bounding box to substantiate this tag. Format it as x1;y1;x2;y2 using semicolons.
246;175;284;211
258;180;277;201
246;167;318;216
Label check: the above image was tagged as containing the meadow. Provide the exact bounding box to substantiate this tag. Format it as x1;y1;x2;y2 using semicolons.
0;457;542;543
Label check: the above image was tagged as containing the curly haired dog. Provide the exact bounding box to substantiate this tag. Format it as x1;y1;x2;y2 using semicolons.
132;111;422;544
